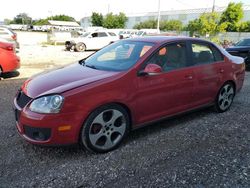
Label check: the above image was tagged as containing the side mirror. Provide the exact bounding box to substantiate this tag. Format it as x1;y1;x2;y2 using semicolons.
138;64;163;76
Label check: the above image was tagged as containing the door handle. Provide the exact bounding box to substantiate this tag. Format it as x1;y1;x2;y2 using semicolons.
185;75;193;80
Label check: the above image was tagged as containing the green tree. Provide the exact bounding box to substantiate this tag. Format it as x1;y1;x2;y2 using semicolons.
186;19;201;36
103;12;127;28
238;21;250;32
133;20;157;29
33;14;76;25
50;14;75;22
220;2;244;32
91;12;103;26
186;12;227;37
11;13;32;24
161;20;183;31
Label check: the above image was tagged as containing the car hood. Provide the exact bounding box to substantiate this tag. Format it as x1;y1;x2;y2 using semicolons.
226;46;250;51
23;63;120;98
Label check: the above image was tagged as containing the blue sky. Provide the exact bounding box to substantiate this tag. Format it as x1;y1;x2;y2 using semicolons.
0;0;249;20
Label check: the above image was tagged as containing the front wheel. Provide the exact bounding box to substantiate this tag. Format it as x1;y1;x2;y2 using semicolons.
214;82;235;113
80;104;130;153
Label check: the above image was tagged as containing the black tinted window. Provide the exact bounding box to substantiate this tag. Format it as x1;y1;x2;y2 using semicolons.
98;32;108;37
191;43;215;65
211;45;224;61
146;42;187;72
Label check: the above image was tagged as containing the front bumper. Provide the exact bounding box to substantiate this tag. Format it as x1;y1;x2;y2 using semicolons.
13;95;86;145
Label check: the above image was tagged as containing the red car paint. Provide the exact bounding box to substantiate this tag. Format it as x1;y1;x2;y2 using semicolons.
13;37;245;145
0;41;20;73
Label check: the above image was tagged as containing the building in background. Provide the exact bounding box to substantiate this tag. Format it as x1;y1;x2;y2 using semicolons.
80;5;250;29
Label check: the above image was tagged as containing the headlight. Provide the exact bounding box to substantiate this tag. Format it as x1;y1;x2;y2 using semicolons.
30;95;64;114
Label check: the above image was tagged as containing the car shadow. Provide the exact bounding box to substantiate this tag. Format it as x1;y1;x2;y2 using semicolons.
126;107;213;143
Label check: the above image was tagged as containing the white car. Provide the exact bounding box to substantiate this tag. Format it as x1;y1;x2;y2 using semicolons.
65;31;119;52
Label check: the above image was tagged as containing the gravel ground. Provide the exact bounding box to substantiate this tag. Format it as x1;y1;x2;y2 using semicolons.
3;31;94;79
0;71;249;187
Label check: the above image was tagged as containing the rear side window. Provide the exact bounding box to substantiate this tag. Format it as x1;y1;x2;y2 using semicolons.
191;43;224;65
97;32;108;37
191;43;215;65
210;45;224;61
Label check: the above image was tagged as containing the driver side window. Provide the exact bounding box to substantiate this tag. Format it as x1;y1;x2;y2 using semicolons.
146;42;188;72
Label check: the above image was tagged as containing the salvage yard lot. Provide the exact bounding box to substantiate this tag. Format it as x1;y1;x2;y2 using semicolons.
0;31;250;187
0;73;250;186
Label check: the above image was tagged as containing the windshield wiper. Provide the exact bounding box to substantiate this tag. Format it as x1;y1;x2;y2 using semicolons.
85;64;97;69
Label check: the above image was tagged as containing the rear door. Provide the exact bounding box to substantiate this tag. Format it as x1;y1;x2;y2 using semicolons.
188;41;226;106
136;41;195;124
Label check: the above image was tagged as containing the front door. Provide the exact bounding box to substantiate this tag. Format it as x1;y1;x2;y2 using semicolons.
135;42;195;125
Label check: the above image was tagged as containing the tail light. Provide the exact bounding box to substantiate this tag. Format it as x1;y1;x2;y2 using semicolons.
0;42;14;51
12;34;17;41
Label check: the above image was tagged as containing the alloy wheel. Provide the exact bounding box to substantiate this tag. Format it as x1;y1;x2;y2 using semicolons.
218;83;235;111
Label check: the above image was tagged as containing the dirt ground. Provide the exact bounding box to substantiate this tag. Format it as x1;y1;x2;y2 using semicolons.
15;31;94;79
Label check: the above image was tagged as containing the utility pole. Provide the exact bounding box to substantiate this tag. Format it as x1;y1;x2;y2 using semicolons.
157;0;161;33
212;0;216;12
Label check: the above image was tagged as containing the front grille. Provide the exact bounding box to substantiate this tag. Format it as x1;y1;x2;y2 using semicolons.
24;125;51;141
16;91;32;108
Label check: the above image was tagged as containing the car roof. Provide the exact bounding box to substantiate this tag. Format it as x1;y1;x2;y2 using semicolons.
125;36;210;44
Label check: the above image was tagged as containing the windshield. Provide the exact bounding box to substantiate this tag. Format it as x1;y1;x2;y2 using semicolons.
84;40;154;71
236;38;250;46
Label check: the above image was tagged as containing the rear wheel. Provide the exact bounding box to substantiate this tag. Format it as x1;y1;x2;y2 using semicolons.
214;82;235;113
75;42;86;52
65;41;72;51
80;104;130;153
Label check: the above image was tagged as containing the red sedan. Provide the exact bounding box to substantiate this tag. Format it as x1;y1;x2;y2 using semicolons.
14;37;245;153
0;39;20;76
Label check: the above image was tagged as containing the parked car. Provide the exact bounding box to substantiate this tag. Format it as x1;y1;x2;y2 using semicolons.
65;31;119;52
0;38;20;76
0;26;19;49
226;38;250;71
14;37;245;153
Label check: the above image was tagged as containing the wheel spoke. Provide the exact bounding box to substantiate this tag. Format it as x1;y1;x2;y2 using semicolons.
220;100;226;110
112;123;126;135
103;135;113;149
219;93;225;101
109;110;123;124
89;132;103;145
227;87;234;96
92;112;105;126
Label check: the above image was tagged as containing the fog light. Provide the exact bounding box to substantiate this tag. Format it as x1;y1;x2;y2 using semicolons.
58;125;71;131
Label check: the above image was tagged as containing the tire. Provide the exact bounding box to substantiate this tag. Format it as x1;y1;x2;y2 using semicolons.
75;42;86;52
65;41;72;51
80;104;130;153
214;82;235;113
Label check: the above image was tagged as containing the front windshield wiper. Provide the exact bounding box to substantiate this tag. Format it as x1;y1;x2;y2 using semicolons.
85;64;97;69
